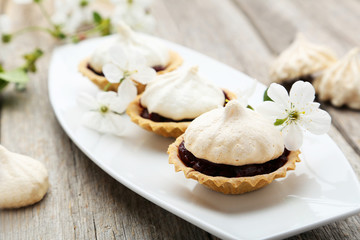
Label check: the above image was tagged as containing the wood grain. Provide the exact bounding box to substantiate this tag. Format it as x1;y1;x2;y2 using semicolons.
1;0;360;239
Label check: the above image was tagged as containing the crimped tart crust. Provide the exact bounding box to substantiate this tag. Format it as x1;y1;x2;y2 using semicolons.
168;134;301;194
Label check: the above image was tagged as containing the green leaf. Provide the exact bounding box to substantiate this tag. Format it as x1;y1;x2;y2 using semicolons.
0;79;9;90
246;105;254;110
263;88;273;102
80;0;89;7
0;68;29;84
2;34;12;43
23;48;44;73
274;117;287;126
93;12;102;24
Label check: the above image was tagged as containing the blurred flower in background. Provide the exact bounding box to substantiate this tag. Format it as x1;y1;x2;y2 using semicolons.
51;0;94;34
0;0;156;91
111;0;155;32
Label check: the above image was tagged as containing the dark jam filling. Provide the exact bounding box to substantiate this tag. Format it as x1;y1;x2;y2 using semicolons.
140;91;231;122
87;64;165;76
178;141;290;178
282;75;314;92
87;64;105;76
152;65;166;72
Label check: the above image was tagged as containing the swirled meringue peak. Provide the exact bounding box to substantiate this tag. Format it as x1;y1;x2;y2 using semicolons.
316;47;360;109
184;100;284;166
141;66;225;120
0;145;49;208
270;33;337;83
89;22;170;73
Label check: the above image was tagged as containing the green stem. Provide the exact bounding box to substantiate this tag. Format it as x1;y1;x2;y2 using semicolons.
69;24;103;39
12;26;52;37
103;82;112;91
37;1;56;28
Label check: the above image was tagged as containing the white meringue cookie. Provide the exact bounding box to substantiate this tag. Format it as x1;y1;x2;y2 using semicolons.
184;100;284;166
89;22;170;73
140;66;225;120
0;146;49;209
315;47;360;109
270;33;336;83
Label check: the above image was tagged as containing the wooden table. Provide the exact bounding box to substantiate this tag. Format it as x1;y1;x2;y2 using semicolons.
1;0;360;239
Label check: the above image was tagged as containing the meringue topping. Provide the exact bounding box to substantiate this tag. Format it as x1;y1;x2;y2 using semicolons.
0;145;49;208
89;22;170;73
184;100;284;166
140;66;225;120
315;47;360;109
270;33;337;83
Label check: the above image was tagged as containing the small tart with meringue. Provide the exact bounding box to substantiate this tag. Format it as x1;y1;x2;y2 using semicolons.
79;23;183;93
168;101;301;194
126;66;236;138
314;48;360;109
270;33;336;90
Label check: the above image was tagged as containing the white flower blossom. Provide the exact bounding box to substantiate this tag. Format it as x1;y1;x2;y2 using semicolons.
111;0;155;32
0;14;11;36
102;45;156;87
77;82;135;135
234;80;257;108
51;0;93;34
257;81;331;151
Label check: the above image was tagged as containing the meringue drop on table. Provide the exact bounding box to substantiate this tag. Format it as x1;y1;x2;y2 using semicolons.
270;33;336;89
314;47;360;109
0;145;49;209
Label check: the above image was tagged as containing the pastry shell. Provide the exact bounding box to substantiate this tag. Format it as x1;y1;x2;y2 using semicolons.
78;50;183;93
168;135;301;194
126;90;237;138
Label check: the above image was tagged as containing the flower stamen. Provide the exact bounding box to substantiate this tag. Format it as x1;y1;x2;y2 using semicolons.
100;105;108;113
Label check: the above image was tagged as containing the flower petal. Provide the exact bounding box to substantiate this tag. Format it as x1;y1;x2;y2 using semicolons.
82;111;126;136
82;111;104;131
234;80;257;107
107;112;127;136
131;67;156;84
110;79;137;113
0;14;11;34
300;108;331;135
103;63;125;83
267;83;290;108
256;101;287;122
282;123;303;151
289;81;315;105
97;91;117;105
77;92;98;110
109;45;128;68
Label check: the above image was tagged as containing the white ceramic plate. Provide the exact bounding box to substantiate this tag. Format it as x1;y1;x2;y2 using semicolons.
48;35;360;240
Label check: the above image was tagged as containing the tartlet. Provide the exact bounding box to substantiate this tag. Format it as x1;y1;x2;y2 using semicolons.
168;101;301;194
126;66;236;138
314;47;360;109
78;23;183;93
270;33;336;90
